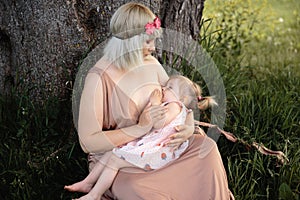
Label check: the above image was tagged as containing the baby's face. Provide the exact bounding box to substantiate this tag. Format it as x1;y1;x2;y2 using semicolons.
162;79;180;102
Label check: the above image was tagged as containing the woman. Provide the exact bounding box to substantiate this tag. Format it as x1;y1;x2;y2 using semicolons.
77;2;233;200
66;75;218;199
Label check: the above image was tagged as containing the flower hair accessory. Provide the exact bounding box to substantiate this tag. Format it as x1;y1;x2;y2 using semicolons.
145;17;161;35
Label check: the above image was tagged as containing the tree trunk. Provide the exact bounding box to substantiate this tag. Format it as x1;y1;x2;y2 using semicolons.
0;0;205;101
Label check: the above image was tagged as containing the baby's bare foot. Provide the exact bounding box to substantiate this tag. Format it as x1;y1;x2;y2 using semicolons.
64;180;93;193
76;193;101;200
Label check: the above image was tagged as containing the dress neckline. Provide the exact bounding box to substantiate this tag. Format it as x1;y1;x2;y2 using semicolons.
88;66;140;112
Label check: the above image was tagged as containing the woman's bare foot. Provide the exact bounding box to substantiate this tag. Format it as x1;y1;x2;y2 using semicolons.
64;180;93;193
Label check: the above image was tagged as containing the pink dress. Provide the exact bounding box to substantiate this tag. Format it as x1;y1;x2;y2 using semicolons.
82;67;234;199
113;101;190;170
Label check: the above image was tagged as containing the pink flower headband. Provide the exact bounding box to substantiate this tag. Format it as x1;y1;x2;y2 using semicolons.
145;17;161;35
112;16;161;39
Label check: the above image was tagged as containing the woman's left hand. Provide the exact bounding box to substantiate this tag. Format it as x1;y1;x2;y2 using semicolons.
166;124;194;150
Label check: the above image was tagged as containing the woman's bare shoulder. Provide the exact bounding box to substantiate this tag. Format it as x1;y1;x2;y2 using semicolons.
92;58;121;78
94;57;112;70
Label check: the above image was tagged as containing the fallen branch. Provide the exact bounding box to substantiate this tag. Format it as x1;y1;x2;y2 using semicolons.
194;120;289;165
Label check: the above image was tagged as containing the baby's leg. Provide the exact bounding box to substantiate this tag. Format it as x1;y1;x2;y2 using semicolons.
64;151;113;193
76;153;134;200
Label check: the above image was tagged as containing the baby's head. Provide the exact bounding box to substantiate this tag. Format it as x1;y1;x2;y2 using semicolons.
163;75;217;110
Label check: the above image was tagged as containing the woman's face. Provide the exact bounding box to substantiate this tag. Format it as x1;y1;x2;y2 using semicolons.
143;39;156;57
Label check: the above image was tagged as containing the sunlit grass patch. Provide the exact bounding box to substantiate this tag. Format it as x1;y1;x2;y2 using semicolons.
202;0;300;199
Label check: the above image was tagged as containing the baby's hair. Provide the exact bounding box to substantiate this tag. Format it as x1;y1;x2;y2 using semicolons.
168;75;217;110
191;81;218;110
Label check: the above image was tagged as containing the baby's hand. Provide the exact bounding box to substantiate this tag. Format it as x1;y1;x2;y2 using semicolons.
150;89;162;105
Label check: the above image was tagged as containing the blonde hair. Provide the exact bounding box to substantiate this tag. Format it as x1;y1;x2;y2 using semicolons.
168;75;218;110
104;2;162;70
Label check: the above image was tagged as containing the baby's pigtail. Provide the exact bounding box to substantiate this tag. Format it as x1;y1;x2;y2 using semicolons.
197;96;218;110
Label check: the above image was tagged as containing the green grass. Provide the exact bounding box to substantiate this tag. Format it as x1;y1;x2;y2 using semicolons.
0;0;299;199
0;91;88;199
202;0;300;199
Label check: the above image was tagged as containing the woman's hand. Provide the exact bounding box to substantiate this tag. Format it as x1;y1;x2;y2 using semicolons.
166;124;194;150
138;102;168;129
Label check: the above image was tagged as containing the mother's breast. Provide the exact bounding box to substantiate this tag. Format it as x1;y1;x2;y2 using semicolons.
116;64;163;111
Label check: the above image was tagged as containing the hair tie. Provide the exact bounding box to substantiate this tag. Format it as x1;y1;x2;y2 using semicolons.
197;96;204;101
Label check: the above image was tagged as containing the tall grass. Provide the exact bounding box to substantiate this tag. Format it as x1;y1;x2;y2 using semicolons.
0;88;87;199
201;0;300;199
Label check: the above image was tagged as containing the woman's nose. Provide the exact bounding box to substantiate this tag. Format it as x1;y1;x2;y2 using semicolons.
149;45;155;52
149;41;155;51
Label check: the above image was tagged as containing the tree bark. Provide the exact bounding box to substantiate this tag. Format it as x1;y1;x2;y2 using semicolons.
160;0;205;40
0;0;205;101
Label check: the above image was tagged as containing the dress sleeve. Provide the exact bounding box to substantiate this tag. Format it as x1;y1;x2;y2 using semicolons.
78;73;151;153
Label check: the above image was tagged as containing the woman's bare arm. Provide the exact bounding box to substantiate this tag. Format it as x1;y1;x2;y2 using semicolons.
78;73;167;153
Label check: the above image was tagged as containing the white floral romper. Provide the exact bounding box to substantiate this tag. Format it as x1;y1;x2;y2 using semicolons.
113;101;190;170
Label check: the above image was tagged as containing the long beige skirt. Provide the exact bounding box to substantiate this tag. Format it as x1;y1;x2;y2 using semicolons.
89;135;233;200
